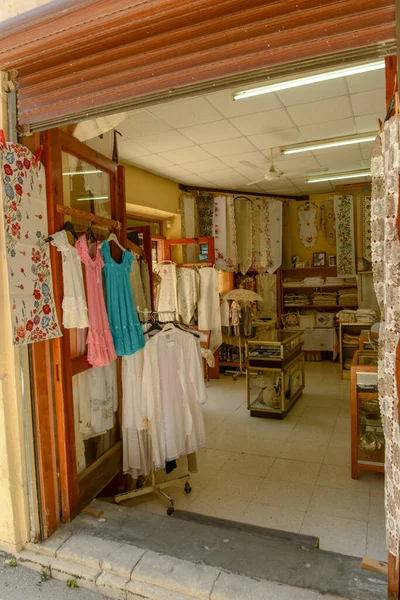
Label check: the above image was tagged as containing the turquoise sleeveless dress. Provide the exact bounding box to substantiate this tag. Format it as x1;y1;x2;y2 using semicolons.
100;241;145;356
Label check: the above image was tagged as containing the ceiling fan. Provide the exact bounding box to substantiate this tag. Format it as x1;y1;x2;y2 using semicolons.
241;149;328;185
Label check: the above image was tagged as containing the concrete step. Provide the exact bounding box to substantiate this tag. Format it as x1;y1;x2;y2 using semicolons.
17;500;385;600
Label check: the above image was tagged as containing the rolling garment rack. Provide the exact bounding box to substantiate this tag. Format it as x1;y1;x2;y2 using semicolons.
114;315;196;515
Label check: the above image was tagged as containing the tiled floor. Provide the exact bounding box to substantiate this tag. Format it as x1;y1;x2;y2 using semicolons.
124;361;386;561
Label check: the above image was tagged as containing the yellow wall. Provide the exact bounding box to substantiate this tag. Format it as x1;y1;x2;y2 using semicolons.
0;73;31;553
124;164;181;238
285;191;369;268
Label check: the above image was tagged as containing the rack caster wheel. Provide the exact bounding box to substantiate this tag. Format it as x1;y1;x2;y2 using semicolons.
167;506;175;516
184;482;192;494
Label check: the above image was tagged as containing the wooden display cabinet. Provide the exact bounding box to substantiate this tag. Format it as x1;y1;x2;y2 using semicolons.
350;350;383;479
246;331;305;419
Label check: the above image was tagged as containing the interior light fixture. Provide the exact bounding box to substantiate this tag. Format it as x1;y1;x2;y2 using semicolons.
281;133;376;155
76;195;109;201
63;170;103;176
233;60;385;101
306;171;371;183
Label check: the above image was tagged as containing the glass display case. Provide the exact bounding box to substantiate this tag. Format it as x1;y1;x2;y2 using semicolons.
350;350;383;478
246;330;304;364
246;331;304;418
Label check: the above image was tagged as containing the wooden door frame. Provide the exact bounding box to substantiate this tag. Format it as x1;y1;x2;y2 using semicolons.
38;129;123;529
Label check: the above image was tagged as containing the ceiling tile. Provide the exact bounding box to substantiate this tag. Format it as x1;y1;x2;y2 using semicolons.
155;165;195;181
355;114;380;134
134;131;195;153
276;77;348;107
346;69;385;94
274;155;322;173
299;118;356;141
183;157;228;174
351;88;385;117
255;178;294;190
230;109;293;135
177;174;214;186
313;147;362;164
249;128;304;150
235;164;267;179
361;144;374;160
119;109;172;139
147;97;222;128
212;177;253;190
118;139;153;160
205;89;281;118
202;137;256;157
179;120;241;144
200;167;242;183
131;155;174;170
220;151;268;168
158;146;212;164
297;182;334;194
287;96;352;127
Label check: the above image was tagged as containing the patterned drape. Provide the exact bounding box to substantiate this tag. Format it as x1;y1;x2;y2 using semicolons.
334;195;356;277
371;117;400;557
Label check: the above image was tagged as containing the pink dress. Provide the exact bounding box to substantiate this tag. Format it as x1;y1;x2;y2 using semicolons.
76;235;116;367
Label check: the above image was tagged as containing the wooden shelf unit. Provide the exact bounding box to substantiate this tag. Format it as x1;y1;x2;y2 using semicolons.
339;322;373;379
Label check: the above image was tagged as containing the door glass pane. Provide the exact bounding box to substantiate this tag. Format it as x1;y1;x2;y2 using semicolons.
72;361;119;474
62;152;111;218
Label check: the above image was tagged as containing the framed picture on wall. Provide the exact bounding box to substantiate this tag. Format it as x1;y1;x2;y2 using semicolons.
313;252;326;267
328;255;336;267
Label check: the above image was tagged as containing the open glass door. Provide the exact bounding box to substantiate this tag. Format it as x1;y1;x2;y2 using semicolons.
42;129;125;521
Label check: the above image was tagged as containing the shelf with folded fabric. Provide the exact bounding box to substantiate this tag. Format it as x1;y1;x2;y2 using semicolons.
283;304;358;309
340;322;373;379
282;266;338;277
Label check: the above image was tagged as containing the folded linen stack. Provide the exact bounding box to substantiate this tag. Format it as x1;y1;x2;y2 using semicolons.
284;293;311;306
325;276;345;286
313;291;337;306
356;308;376;323
343;332;360;347
283;278;304;287
344;277;357;285
336;309;357;323
303;277;324;286
338;287;358;306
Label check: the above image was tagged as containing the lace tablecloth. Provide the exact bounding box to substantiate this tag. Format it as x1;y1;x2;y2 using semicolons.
302;327;339;360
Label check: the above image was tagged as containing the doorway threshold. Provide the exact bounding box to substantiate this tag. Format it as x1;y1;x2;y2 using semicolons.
19;500;386;600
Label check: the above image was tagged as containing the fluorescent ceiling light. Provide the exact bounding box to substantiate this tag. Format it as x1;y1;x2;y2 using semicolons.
63;170;103;176
233;60;385;100
281;133;376;155
306;171;371;183
76;195;109;201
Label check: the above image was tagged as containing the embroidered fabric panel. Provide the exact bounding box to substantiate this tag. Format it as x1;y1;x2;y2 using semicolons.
298;202;318;248
1;143;61;345
371;119;400;557
196;191;214;237
362;195;372;265
234;196;252;275
180;192;198;264
319;197;336;247
334;195;356;277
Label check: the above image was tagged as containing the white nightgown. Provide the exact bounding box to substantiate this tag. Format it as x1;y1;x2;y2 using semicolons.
142;326;206;468
50;230;89;328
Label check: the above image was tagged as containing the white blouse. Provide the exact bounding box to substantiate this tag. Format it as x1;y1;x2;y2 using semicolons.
51;230;89;329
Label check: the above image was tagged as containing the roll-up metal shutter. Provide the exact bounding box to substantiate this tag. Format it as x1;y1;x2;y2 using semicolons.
0;0;396;132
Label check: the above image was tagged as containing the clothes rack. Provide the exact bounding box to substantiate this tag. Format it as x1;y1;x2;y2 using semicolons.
56;204;122;229
114;458;191;515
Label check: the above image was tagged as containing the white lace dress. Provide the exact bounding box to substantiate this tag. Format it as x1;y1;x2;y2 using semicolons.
50;230;89;328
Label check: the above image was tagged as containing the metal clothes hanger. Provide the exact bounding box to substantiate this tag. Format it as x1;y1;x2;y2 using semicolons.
86;225;97;243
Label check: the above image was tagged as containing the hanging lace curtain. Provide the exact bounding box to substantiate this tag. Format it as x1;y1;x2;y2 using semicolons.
371;117;400;557
180;191;199;263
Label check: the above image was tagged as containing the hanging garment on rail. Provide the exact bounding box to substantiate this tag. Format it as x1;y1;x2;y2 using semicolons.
155;262;178;322
142;325;206;468
256;273;277;320
298;201;318;248
101;241;145;356
50;230;89;329
122;349;151;478
177;267;199;325
198;267;222;354
140;258;152;313
76;235;116;367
